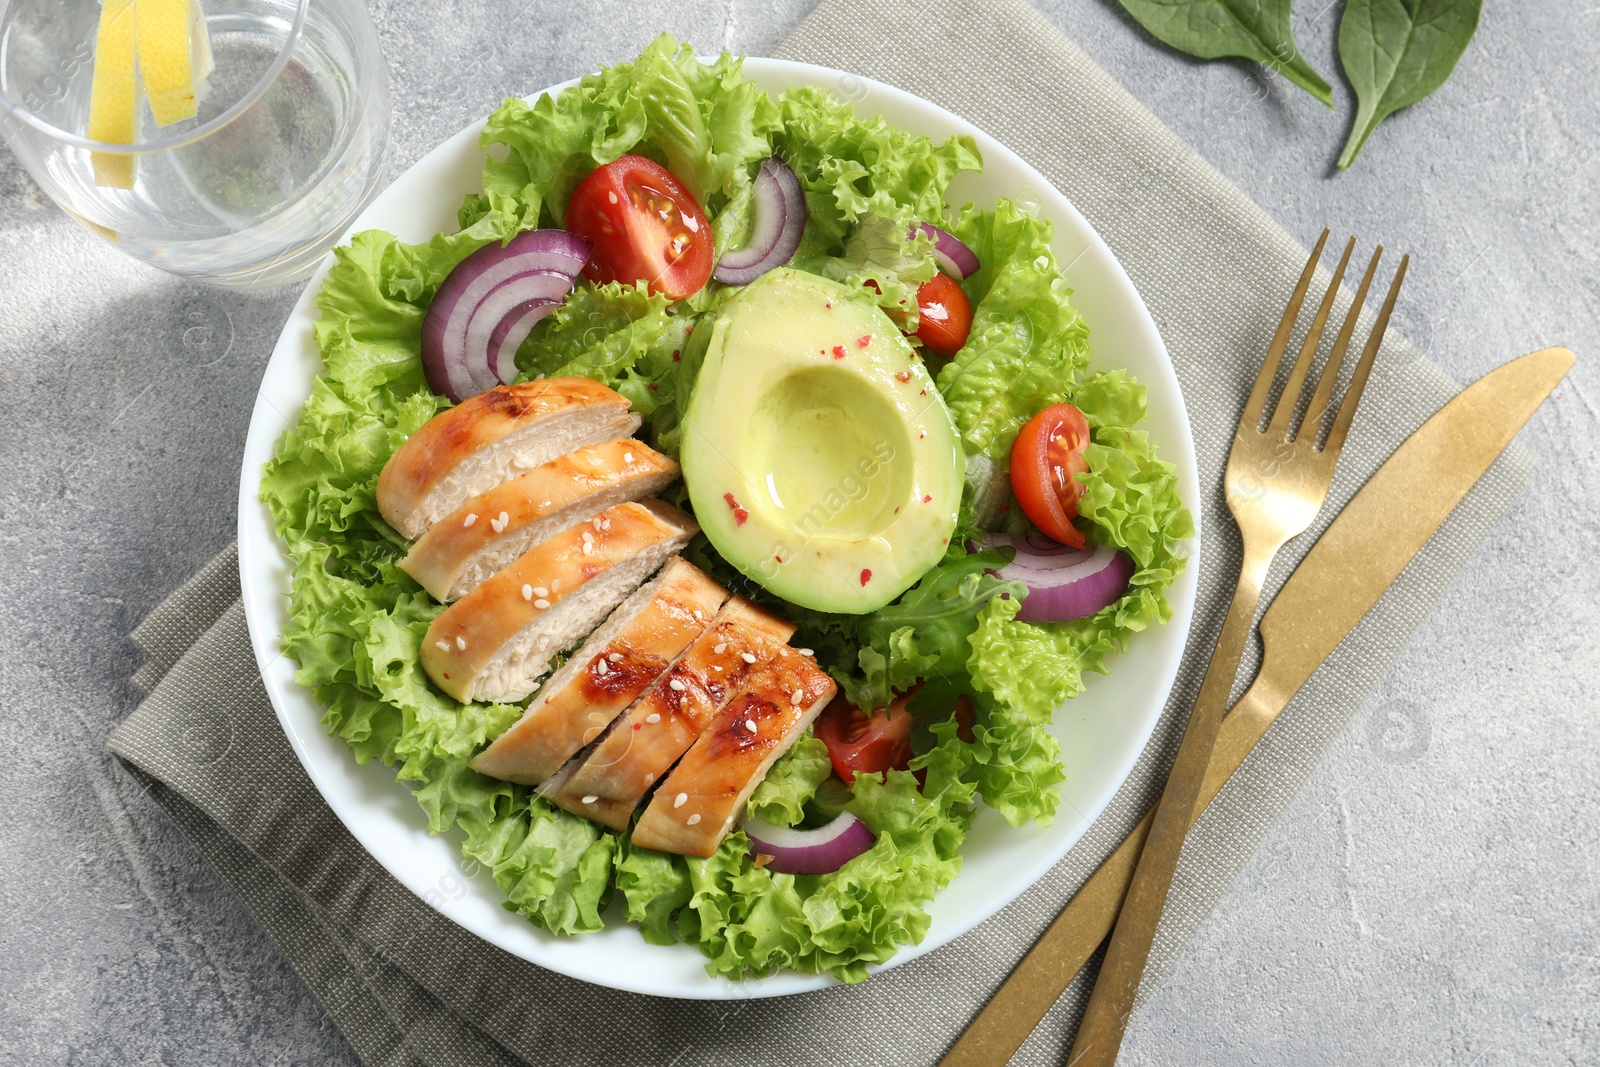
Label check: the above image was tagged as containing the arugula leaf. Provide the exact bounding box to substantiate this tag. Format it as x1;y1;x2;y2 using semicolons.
1336;0;1482;170
795;548;1024;714
1114;0;1334;107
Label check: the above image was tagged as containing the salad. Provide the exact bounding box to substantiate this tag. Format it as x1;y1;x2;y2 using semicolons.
261;35;1191;983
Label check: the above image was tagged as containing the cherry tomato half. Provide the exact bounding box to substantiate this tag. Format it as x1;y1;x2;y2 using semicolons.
1010;402;1092;549
564;155;713;300
913;273;973;357
813;691;915;784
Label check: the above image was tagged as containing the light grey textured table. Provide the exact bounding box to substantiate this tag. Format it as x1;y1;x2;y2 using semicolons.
2;2;1595;1064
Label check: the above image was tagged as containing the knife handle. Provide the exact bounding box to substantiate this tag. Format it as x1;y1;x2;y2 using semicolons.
938;678;1285;1067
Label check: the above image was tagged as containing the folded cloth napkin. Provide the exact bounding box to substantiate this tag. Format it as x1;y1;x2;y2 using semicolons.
108;0;1535;1063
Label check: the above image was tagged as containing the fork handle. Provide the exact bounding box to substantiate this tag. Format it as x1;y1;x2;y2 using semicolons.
1067;536;1281;1066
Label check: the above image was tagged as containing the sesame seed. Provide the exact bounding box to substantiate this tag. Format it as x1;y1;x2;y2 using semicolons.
596;659;609;675
694;609;704;620
624;452;635;464
534;598;550;609
713;642;727;654
608;652;623;662
686;814;701;825
601;519;611;530
522;584;533;600
669;679;687;691
582;542;593;555
745;718;757;733
713;665;723;672
791;689;804;705
582;531;594;543
435;641;449;652
673;792;687;808
533;586;548;597
799;648;814;657
455;636;467;650
741;652;756;664
607;191;618;204
462;513;478;527
646;713;661;724
645;772;655;783
551;579;559;590
582;794;598;804
541;501;552;508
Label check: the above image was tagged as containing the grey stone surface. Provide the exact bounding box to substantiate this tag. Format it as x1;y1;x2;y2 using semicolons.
0;1;1594;1065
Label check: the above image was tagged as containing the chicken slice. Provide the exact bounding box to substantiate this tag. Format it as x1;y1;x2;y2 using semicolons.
377;377;638;540
631;648;835;857
469;558;727;785
543;598;795;830
421;499;697;704
400;438;678;602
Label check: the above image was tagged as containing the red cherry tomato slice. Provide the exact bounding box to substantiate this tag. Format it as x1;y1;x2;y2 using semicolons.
1010;402;1092;549
813;691;915;784
913;273;973;357
564;155;713;300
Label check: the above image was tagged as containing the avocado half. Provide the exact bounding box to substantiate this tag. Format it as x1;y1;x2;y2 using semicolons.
681;269;964;614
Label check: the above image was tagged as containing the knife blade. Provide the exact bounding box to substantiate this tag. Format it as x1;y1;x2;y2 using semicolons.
939;346;1575;1067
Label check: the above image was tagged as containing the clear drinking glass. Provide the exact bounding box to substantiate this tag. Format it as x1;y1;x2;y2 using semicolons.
0;0;389;287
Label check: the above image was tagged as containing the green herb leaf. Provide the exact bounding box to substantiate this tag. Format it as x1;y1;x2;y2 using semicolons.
1115;0;1334;107
1337;0;1482;170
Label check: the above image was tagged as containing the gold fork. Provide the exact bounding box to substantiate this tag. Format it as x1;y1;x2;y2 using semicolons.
1067;230;1410;1066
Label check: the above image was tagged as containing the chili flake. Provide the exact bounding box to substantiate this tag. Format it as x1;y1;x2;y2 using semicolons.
723;492;749;527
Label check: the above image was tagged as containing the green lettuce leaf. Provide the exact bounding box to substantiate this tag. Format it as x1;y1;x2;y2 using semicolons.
961;369;1192;824
745;733;833;828
777;85;979;322
937;199;1092;459
476;35;781;233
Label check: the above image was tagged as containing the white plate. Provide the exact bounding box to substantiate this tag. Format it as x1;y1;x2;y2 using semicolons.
237;58;1201;1000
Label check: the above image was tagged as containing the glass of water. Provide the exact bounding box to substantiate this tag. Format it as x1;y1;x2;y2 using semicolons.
0;0;389;287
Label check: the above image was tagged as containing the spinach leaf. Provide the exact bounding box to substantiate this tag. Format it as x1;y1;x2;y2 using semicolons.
1337;0;1482;169
1115;0;1333;107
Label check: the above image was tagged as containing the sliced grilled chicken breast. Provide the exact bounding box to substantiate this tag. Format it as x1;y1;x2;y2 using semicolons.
400;439;679;601
631;649;835;857
421;500;697;704
377;377;639;540
544;598;796;830
469;558;727;785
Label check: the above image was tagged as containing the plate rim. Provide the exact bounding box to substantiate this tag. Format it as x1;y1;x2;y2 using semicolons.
237;55;1202;1000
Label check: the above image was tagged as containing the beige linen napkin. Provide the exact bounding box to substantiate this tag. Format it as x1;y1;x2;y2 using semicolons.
108;0;1533;1063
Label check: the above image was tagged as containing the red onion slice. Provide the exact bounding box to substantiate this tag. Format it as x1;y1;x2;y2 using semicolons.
713;156;806;286
486;298;559;384
913;222;981;280
987;534;1134;622
741;811;876;875
421;229;591;401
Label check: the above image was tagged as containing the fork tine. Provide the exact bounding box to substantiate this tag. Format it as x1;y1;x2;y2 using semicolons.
1268;236;1355;440
1303;245;1383;444
1241;228;1330;432
1324;254;1410;459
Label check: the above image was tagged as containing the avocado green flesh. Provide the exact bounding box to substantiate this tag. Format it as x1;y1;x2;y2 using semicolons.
682;269;963;614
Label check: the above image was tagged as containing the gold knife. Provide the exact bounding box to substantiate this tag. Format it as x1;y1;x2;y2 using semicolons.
940;346;1575;1067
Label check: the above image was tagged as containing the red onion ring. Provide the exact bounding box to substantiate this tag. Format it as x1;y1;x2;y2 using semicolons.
421;229;590;401
741;811;876;875
912;222;981;280
986;534;1134;622
713;156;806;286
